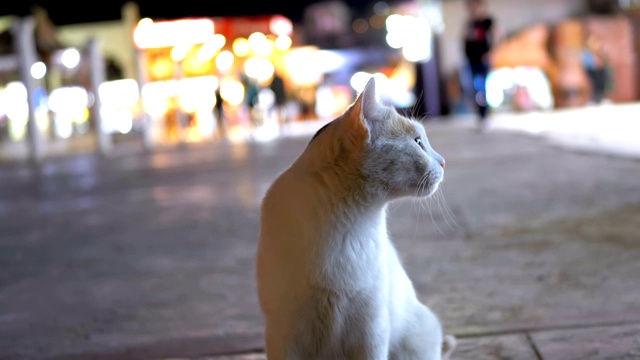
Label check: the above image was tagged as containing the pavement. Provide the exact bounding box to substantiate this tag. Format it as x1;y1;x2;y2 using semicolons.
1;107;640;360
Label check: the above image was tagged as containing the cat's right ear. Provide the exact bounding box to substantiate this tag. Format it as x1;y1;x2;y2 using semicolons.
344;77;379;144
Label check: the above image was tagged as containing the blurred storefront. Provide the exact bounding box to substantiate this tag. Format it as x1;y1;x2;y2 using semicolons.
443;0;640;115
486;11;639;113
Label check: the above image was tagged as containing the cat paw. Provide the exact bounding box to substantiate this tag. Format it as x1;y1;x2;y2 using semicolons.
442;334;457;359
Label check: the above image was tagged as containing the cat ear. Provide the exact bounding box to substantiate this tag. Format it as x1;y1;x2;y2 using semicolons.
355;77;382;122
344;77;382;143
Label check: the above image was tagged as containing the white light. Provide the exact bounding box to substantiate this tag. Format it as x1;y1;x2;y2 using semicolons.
350;72;373;94
285;49;346;86
177;76;218;113
61;48;81;69
48;86;88;113
99;79;139;108
402;17;432;62
170;44;190;62
216;50;234;72
3;82;29;134
486;69;511;108
30;62;47;79
133;18;215;49
275;35;292;51
486;86;504;108
141;80;177;117
316;85;337;119
54;114;73;139
269;15;293;36
385;32;404;49
100;107;133;134
385;14;404;34
220;79;245;106
244;57;275;82
198;34;226;62
249;32;273;57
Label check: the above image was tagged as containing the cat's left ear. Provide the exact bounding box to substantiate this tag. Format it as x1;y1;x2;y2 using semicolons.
345;77;383;142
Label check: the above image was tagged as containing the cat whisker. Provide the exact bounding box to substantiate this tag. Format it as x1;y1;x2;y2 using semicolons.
412;173;430;240
436;183;460;230
434;189;456;231
424;195;445;237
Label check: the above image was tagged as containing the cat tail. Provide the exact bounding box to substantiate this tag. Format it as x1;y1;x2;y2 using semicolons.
442;334;457;360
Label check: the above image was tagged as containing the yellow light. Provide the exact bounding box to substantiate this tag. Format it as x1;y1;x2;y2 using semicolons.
216;50;234;72
275;35;292;51
150;57;174;80
233;37;250;57
220;79;244;106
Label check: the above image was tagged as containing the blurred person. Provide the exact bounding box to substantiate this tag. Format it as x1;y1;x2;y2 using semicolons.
463;0;499;132
581;34;612;104
269;71;289;125
214;86;228;139
240;73;260;126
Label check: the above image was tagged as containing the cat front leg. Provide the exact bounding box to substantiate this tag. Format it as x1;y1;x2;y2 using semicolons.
354;331;390;360
391;303;453;360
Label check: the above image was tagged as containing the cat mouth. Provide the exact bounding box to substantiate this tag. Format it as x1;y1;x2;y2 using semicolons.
425;172;444;196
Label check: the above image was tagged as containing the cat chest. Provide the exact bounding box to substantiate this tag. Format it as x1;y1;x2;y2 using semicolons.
313;234;391;291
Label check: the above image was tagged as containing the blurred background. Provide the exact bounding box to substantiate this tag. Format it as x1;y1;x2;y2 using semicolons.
1;1;640;359
0;0;638;161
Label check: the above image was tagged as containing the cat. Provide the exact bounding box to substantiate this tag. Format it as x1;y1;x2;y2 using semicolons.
256;77;456;360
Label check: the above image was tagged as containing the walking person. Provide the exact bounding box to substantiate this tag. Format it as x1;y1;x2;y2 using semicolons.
463;0;499;132
269;71;289;126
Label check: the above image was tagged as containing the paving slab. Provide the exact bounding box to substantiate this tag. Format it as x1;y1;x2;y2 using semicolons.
180;334;541;360
451;334;540;360
401;201;640;337
531;323;640;360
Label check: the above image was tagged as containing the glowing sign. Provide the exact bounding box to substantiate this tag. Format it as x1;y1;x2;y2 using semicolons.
133;18;215;49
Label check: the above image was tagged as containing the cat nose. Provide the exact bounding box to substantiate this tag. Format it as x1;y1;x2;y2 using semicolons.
439;158;446;169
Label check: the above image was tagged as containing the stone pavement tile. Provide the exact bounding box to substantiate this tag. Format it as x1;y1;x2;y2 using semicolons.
397;202;640;336
193;353;266;360
531;324;640;360
453;334;539;360
169;334;540;360
426;124;640;234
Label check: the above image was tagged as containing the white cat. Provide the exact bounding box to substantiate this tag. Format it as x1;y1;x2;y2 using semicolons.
256;77;456;360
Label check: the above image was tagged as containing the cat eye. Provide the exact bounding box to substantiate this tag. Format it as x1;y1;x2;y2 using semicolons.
414;137;422;146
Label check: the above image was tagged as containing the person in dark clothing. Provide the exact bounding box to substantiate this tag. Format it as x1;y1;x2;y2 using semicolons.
581;34;611;104
463;0;497;131
214;86;227;138
269;71;289;125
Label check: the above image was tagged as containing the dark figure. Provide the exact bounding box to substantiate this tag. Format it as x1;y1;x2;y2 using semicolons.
463;0;496;131
269;72;289;124
214;87;227;138
581;34;611;104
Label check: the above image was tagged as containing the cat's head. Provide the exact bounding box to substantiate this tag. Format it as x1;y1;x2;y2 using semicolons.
312;77;445;201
